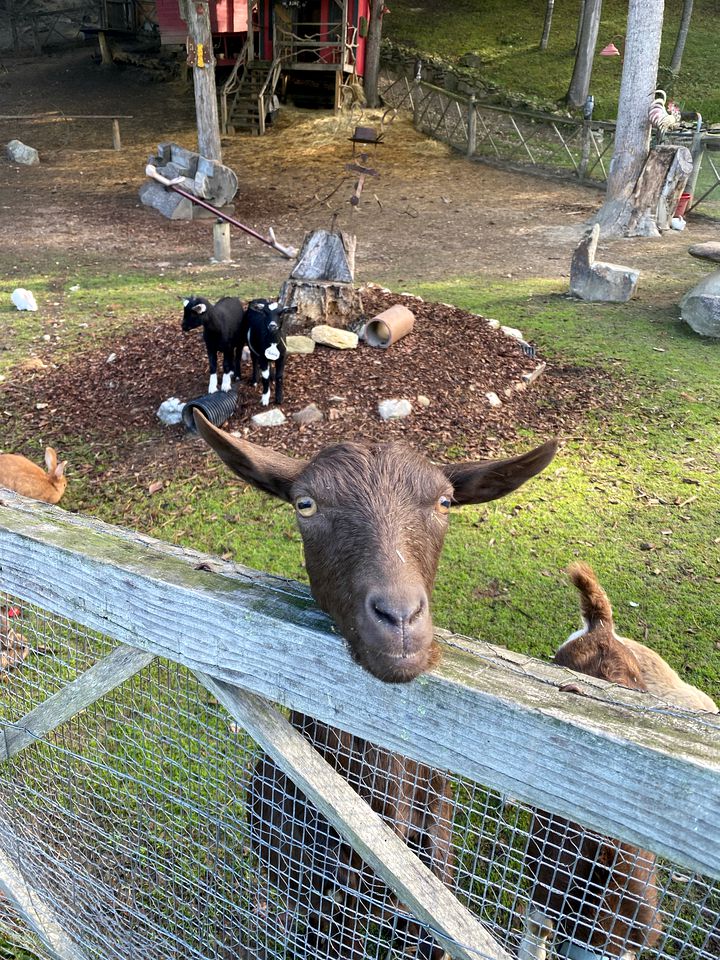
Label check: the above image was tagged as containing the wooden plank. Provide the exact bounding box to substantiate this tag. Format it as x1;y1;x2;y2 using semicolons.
195;674;512;960
0;645;154;761
0;494;718;878
0;841;89;960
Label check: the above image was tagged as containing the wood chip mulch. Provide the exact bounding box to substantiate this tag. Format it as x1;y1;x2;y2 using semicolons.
1;290;619;493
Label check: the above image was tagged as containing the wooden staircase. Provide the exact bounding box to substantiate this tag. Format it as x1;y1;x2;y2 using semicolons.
227;60;273;135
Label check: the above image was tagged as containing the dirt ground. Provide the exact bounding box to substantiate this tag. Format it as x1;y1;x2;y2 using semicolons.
2;46;717;288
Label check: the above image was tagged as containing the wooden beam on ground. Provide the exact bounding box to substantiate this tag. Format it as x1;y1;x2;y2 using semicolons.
195;674;512;960
0;493;718;879
0;645;154;761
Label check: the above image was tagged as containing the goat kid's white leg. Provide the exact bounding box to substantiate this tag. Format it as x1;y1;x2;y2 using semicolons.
517;909;553;960
261;368;270;406
221;373;232;392
208;373;218;394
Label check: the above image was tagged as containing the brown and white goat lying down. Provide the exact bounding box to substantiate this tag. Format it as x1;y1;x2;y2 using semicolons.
520;563;718;960
195;410;557;959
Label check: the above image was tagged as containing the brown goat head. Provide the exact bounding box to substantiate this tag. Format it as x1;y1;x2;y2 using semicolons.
195;411;557;683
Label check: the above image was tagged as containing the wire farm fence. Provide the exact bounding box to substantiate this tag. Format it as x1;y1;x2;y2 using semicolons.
0;494;719;960
378;69;720;219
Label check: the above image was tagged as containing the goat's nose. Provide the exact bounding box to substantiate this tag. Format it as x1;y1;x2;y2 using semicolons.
268;321;279;333
365;588;427;634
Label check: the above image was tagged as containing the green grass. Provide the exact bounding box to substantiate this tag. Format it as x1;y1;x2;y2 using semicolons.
384;0;720;121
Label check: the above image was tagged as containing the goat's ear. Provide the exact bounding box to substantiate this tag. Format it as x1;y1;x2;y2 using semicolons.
193;411;305;502
192;303;207;315
44;447;57;473
441;439;558;505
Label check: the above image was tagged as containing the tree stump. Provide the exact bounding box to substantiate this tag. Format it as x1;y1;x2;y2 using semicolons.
280;229;364;333
626;144;693;237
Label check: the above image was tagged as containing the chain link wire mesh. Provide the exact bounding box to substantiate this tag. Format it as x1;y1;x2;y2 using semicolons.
1;593;718;960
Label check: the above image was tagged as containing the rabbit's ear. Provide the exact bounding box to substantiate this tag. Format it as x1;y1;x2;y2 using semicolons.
55;461;67;479
45;447;58;472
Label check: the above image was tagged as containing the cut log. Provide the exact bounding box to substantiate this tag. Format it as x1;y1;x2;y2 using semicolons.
291;230;357;283
280;280;364;334
626;144;693;237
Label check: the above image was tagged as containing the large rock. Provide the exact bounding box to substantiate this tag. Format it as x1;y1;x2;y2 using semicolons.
570;225;639;302
688;242;720;263
286;335;315;354
680;271;720;337
310;325;359;349
6;139;39;165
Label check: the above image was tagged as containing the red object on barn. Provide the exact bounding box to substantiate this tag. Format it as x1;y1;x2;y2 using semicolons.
155;0;369;73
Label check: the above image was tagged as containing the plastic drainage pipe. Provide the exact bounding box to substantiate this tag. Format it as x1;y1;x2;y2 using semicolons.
365;305;415;348
182;390;239;434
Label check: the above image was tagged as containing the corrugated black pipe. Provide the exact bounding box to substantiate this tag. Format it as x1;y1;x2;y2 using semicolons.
182;390;239;434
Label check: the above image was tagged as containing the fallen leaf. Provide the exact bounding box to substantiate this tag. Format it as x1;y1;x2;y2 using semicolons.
148;481;163;494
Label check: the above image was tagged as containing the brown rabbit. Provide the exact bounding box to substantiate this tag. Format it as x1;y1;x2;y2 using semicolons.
0;447;68;504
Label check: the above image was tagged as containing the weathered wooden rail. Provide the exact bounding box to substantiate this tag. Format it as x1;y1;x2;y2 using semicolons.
0;491;718;960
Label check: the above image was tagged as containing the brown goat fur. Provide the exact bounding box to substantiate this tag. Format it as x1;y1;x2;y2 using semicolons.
522;561;717;960
0;447;67;505
195;412;557;958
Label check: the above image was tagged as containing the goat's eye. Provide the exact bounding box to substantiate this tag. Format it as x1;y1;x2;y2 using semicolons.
295;496;317;517
436;495;452;515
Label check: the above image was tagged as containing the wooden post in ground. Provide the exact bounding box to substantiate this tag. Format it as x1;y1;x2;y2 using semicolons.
466;93;477;158
111;118;122;150
182;0;223;162
98;30;113;65
213;220;231;261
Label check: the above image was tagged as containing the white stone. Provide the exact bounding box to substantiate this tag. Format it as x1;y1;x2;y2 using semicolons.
156;397;185;425
378;398;413;420
417;395;431;407
286;335;316;355
292;403;324;424
500;325;525;342
252;408;287;428
486;318;500;329
485;392;502;407
310;325;359;349
6;139;39;165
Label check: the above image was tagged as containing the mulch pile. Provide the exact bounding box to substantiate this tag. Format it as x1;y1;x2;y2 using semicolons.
2;290;617;491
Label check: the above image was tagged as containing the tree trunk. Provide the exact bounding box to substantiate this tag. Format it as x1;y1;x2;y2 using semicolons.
670;0;693;75
566;0;602;109
540;0;555;51
574;0;587;55
592;0;666;237
184;0;223;162
363;0;385;109
626;144;692;235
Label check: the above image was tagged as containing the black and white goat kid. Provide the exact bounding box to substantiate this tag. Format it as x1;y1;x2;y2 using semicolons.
182;296;245;394
242;298;296;406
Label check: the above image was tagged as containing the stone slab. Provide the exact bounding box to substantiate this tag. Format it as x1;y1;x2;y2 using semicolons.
680;270;720;337
688;242;720;264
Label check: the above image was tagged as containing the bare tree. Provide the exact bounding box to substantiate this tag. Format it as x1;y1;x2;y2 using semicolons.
363;0;385;109
593;0;666;236
540;0;555;51
566;0;602;109
574;0;588;54
670;0;693;74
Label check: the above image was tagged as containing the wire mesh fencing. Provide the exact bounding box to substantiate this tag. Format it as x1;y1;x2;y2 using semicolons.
1;592;718;960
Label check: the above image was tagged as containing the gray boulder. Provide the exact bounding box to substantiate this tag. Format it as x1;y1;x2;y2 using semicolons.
570;225;639;303
6;139;39;165
680;271;720;338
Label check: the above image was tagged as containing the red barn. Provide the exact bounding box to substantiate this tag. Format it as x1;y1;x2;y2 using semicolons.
156;0;370;131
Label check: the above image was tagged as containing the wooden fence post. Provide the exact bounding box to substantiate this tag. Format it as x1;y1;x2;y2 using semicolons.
467;93;477;157
579;119;591;181
111;118;122;150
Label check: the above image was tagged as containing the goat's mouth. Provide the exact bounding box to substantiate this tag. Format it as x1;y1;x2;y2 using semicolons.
354;641;440;683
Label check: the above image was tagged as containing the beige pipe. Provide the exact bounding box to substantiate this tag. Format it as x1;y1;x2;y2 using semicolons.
364;304;415;348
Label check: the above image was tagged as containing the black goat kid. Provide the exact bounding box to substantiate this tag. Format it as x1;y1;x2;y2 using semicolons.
182;296;245;394
242;299;296;406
